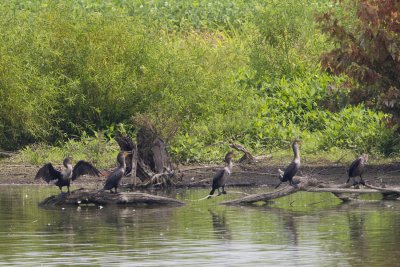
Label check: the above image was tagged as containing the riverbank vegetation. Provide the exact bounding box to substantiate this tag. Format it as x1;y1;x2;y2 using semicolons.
1;0;399;166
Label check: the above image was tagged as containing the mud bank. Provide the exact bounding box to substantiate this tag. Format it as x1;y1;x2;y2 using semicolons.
0;161;399;188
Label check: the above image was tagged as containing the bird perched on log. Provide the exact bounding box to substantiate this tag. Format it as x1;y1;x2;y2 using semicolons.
275;139;301;189
103;151;130;193
115;132;135;176
207;151;234;199
346;153;368;186
35;158;100;193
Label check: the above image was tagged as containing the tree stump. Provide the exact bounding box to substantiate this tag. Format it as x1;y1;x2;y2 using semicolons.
115;128;181;188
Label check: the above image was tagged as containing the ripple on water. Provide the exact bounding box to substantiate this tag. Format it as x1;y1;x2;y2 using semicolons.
0;186;399;266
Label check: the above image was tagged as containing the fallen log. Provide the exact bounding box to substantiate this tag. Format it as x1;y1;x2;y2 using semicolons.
39;188;185;207
221;176;400;205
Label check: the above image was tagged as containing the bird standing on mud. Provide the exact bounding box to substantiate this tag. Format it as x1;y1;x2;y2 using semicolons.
346;153;368;186
103;151;130;193
275;139;301;189
207;151;234;199
35;158;100;193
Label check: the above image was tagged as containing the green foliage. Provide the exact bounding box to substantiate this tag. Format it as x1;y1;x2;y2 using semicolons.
1;0;399;162
249;0;332;81
122;0;260;31
19;131;119;168
319;105;393;154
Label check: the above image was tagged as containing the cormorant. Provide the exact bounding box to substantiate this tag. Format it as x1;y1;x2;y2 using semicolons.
275;140;301;188
35;158;100;193
346;153;368;186
115;132;135;176
103;151;130;193
207;151;234;199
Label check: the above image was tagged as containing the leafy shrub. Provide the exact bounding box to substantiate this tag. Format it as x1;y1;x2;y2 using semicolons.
20;130;119;168
1;0;399;163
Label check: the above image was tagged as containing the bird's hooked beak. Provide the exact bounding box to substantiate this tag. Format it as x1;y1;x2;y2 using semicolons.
123;151;132;157
294;139;302;146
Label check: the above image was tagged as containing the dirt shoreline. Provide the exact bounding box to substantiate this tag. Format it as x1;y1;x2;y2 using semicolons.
0;161;399;188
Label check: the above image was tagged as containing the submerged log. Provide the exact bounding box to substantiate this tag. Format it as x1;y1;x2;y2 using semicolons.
39;188;185;207
221;176;400;205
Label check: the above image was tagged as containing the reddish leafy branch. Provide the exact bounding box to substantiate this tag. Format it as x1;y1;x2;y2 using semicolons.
317;0;400;126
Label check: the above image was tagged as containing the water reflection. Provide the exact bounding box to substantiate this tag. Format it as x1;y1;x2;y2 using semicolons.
347;210;367;252
208;209;231;240
0;186;400;266
280;211;299;246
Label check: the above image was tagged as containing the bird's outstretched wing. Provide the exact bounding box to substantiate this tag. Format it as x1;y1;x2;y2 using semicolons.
34;163;62;183
72;160;100;180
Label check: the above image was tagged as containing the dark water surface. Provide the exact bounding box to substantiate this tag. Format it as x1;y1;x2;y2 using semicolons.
0;185;398;266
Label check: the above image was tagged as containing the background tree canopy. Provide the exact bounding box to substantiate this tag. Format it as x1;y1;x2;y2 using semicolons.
0;0;399;162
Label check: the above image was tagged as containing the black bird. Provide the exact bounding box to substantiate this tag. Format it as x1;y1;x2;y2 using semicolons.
115;132;135;176
207;151;234;199
103;151;130;193
35;158;100;193
275;140;301;189
346;153;368;186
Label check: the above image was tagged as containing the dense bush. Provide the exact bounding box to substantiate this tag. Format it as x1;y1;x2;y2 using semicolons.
1;0;399;163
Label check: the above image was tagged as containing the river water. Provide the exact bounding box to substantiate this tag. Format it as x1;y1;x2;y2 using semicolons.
0;185;398;266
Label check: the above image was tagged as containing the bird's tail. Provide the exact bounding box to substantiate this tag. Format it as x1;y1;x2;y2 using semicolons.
275;174;283;189
274;181;282;189
209;188;215;196
346;177;350;183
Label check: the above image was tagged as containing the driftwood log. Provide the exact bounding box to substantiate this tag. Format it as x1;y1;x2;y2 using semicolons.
221;176;400;205
39;188;185;207
229;143;255;164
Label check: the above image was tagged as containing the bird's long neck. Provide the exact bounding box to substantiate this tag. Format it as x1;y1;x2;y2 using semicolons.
119;158;126;171
64;164;73;179
225;160;233;174
293;145;300;162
